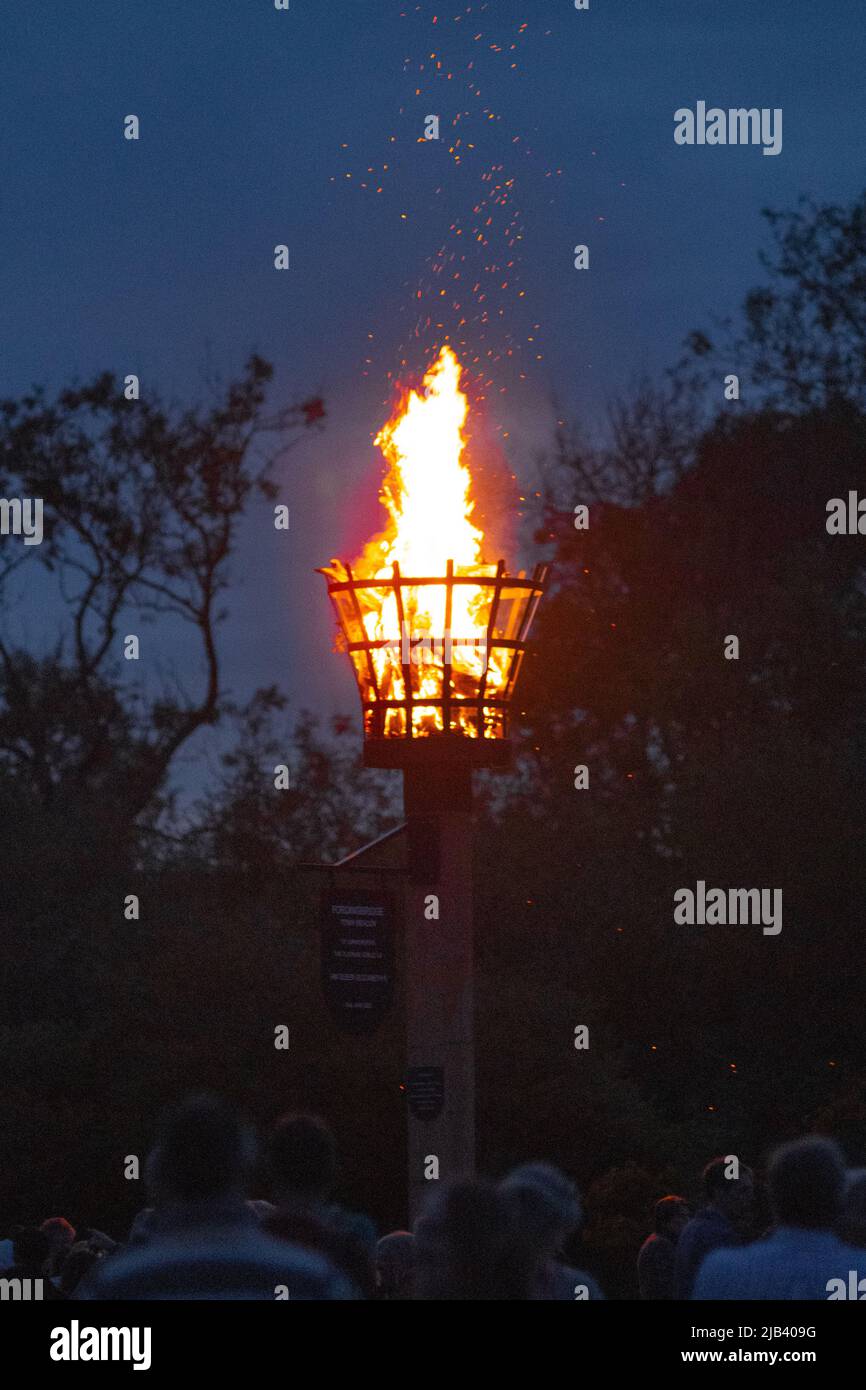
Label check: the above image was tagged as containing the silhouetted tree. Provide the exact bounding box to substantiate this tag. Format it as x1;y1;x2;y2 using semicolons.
686;191;866;409
0;358;323;830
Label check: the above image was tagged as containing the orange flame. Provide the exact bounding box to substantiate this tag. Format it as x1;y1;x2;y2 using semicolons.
325;345;512;737
367;344;483;577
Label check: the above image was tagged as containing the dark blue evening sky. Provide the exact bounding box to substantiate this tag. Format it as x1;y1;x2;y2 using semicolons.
2;0;864;787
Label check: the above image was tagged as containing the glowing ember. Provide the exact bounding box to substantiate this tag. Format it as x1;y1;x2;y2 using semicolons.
322;345;544;742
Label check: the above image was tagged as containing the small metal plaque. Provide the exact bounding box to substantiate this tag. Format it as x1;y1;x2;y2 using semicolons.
406;1065;445;1121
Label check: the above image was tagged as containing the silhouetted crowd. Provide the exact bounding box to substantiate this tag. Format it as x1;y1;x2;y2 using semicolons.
3;1094;865;1299
638;1144;866;1300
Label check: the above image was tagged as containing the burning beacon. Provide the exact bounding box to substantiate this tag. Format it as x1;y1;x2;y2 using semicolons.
320;345;547;766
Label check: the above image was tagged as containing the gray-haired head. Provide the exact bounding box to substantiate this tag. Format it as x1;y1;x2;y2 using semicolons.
500;1161;583;1247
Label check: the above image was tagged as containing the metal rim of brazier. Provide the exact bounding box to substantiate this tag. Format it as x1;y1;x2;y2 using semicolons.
320;559;548;766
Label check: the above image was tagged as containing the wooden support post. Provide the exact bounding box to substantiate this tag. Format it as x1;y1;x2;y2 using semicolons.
403;762;475;1222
